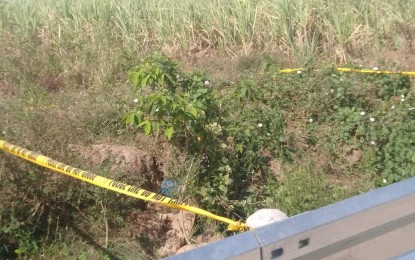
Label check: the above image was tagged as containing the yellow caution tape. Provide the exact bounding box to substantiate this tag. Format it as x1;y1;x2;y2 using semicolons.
278;68;303;73
0;140;247;232
277;67;415;76
336;67;415;76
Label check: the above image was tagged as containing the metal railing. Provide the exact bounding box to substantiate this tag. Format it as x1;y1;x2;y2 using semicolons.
167;176;415;260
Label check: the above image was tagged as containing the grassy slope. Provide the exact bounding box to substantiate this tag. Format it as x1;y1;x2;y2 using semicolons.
1;0;414;259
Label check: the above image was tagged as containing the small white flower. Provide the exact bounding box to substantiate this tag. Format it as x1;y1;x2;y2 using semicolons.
204;80;210;85
155;108;159;112
373;66;379;71
382;179;387;184
330;89;334;93
391;105;396;109
266;133;271;136
370;141;375;145
206;122;222;135
401;94;405;98
297;70;302;74
370;117;375;122
223;165;232;173
401;98;405;102
340;78;343;81
309;118;313;123
257;123;263;128
133;98;138;103
331;74;336;77
360;111;366;116
176;74;180;79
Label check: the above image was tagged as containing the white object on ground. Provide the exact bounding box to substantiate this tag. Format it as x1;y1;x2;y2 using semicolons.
246;209;288;229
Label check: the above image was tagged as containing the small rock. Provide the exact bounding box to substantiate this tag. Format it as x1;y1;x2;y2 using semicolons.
246;209;288;229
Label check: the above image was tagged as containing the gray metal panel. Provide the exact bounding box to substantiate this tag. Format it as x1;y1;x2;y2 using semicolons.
257;180;415;259
323;220;415;260
255;176;415;246
167;176;415;260
258;193;415;259
393;248;415;260
164;230;261;260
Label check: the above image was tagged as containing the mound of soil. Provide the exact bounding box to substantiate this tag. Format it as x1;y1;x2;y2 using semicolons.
74;143;223;257
74;143;163;192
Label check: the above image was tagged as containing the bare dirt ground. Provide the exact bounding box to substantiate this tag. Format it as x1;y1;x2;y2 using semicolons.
74;143;223;257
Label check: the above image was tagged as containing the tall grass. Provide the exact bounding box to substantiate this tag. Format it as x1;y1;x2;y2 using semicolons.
1;0;413;92
1;0;413;61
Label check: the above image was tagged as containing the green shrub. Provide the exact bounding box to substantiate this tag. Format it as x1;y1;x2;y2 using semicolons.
124;53;219;141
123;53;291;219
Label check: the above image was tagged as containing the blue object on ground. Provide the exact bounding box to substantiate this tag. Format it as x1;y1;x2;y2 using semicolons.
160;178;179;197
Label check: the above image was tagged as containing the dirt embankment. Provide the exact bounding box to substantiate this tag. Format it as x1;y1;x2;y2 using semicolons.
74;143;223;257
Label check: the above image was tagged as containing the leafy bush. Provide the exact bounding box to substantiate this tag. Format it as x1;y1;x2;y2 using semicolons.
123;53;291;218
267;165;342;216
377;94;415;184
124;53;219;141
123;55;415;221
322;73;415;185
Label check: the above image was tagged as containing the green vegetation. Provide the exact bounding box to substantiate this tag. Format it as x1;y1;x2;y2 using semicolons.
1;0;414;259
